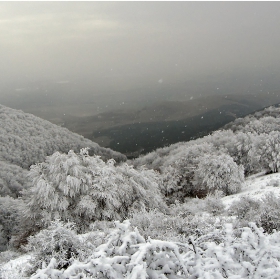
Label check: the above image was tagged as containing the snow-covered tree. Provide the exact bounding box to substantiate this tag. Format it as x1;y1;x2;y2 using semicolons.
0;196;25;251
202;130;258;175
224;106;280;134
22;148;165;233
195;153;244;195
0;161;29;198
257;131;280;173
161;143;218;200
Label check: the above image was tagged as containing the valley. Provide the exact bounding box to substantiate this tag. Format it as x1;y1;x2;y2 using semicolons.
63;92;280;157
3;90;280;158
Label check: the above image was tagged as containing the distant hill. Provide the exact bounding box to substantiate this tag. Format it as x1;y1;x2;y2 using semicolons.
0;104;126;197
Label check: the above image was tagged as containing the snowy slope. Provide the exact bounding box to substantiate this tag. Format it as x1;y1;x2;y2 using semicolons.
222;172;280;209
0;254;32;279
2;172;280;279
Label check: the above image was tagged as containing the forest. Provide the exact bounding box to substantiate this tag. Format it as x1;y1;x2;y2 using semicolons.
1;104;280;278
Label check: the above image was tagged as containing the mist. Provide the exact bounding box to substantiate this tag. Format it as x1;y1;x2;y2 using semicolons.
1;2;280;155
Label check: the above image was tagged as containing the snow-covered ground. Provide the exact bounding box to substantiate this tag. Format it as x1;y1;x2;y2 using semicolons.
1;172;280;279
0;254;32;279
222;172;280;209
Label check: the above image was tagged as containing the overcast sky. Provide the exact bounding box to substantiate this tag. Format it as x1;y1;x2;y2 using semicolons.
1;1;280;101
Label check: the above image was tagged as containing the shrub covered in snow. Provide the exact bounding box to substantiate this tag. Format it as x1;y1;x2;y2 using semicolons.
0;253;32;279
202;192;226;216
23;220;95;276
186;222;280;278
31;220;280;279
259;192;280;233
0;250;21;265
129;196;227;244
228;192;280;234
130;209;189;243
31;220;190;279
228;196;261;220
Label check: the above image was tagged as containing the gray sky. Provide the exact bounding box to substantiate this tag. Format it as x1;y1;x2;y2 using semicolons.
1;1;280;105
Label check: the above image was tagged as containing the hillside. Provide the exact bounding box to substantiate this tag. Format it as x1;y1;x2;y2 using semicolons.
0;104;126;197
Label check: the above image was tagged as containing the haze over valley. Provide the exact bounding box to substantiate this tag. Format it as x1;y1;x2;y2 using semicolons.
2;66;280;157
2;79;280;157
1;2;280;157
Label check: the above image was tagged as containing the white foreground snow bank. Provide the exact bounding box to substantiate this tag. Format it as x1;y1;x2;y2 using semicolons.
222;172;280;209
0;254;32;279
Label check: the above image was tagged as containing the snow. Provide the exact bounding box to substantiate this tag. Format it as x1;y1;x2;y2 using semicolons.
0;254;32;279
222;172;280;209
2;172;280;278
